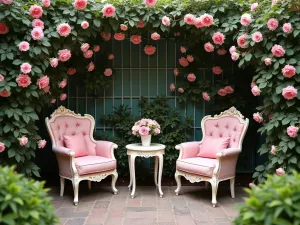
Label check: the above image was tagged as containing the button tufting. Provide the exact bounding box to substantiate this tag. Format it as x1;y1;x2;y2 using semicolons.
215;124;219;128
226;125;229;129
72;132;75;135
209;132;213;136
233;139;236;142
57;125;60;129
82;132;86;135
65;124;68;128
76;123;80;127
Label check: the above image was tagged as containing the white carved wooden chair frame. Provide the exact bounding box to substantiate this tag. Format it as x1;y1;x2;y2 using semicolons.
45;106;118;205
174;107;249;207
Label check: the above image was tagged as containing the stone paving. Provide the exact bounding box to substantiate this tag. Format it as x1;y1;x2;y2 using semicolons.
49;182;247;225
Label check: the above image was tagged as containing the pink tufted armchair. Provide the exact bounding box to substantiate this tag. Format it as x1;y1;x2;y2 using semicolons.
174;107;249;207
45;106;118;205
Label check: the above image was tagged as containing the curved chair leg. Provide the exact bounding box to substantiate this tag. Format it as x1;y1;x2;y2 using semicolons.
154;156;158;187
60;177;65;197
230;177;235;199
211;179;219;207
72;180;80;206
88;180;92;190
111;171;118;195
175;171;182;195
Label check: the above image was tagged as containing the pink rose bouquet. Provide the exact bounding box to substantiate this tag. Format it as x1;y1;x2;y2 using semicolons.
132;119;161;137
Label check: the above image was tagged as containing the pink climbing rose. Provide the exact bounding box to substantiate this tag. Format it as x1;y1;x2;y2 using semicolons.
144;0;157;7
282;23;293;33
180;46;186;53
229;46;236;54
267;18;279;31
249;183;255;189
32;19;44;29
0;74;4;82
252;31;263;43
42;0;51;7
19;136;28;146
282;86;297;100
204;42;214;52
87;62;95;72
240;13;252;26
120;24;128;31
59;78;67;88
1;0;13;4
276;168;285;176
51;99;56;104
272;44;285;57
84;50;93;58
31;27;44;40
0;142;5;153
184;14;196;25
108;54;114;60
20;63;32;74
81;21;89;29
139;126;150;136
68;68;76;75
93;45;100;52
29;5;43;18
186;55;194;62
60;93;67;101
265;58;272;65
0;90;11;97
282;65;296;78
217;49;227;55
137;20;145;28
179;57;189;67
187;73;196;82
212;66;222;75
250;3;258;11
37;75;49;89
144;45;156;55
212;32;225;45
16;74;31;88
130;35;142;45
251;85;261;96
0;23;9;34
50;58;58;68
287;126;298;138
225;86;234;94
170;83;175;92
101;32;111;41
58;49;71;62
202;92;210;101
178;88;184;93
74;0;87;10
114;33;125;41
271;145;277;155
151;32;160;41
104;68;113;76
81;43;89;52
231;52;240;61
162;16;170;26
19;41;30;52
57;23;71;37
253;113;263;123
102;4;115;17
194;18;203;28
38;140;47;148
199;13;213;27
218;89;227;96
237;34;248;48
174;69;179;76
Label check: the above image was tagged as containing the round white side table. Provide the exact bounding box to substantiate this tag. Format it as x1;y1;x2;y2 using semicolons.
126;143;166;198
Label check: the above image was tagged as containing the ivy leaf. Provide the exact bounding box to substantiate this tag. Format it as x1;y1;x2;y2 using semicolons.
12;59;22;65
255;165;265;172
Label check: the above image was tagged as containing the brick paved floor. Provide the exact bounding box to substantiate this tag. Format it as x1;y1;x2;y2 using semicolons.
49;182;247;225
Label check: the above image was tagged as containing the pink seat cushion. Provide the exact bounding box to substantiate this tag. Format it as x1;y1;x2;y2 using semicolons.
63;133;89;158
177;157;217;177
74;156;116;175
197;136;230;158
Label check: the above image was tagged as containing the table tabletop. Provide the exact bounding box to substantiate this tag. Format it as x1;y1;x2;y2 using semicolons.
125;143;166;151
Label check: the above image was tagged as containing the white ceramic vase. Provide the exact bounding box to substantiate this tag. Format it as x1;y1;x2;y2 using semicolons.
141;135;152;147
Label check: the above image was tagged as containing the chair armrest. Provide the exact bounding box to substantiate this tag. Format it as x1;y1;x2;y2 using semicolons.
216;148;241;158
175;142;201;159
53;146;75;156
95;141;118;159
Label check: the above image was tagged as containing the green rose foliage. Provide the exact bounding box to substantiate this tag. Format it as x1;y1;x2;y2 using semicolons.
0;166;58;225
234;171;300;225
236;0;300;183
0;0;299;181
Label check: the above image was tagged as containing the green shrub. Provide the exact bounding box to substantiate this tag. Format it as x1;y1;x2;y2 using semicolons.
0;166;58;225
234;171;300;225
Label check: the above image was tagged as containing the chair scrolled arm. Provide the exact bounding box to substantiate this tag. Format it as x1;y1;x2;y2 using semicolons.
216;148;241;158
52;146;74;156
95;140;118;159
176;141;201;159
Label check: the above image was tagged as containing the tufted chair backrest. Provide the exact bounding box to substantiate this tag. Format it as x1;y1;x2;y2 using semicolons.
201;107;249;149
45;106;97;156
